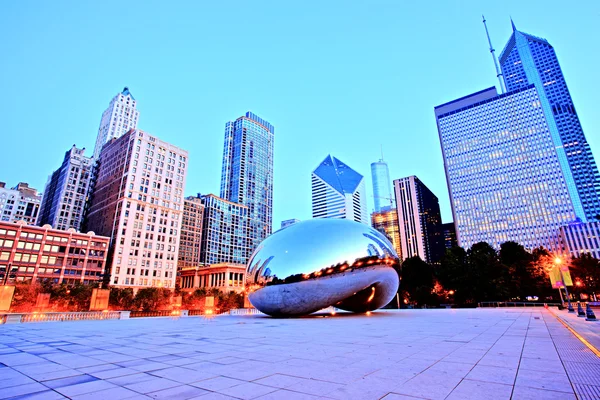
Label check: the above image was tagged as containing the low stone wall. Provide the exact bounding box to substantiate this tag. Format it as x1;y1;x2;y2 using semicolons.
0;311;129;324
0;308;268;323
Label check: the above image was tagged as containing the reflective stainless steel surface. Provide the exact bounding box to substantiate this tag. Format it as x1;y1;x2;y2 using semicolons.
246;218;400;317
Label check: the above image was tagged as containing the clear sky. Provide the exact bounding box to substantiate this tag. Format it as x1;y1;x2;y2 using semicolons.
1;1;599;228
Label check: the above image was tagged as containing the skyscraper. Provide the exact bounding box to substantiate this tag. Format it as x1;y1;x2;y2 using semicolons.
220;112;273;251
371;157;394;212
436;86;581;250
440;222;458;250
38;145;93;231
199;194;251;265
178;196;205;269
394;176;444;263
371;208;402;259
312;155;369;224
499;22;600;220
0;182;41;225
86;129;188;289
435;23;598;251
92;87;139;160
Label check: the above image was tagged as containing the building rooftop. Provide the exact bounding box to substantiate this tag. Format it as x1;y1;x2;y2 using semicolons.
0;308;597;399
314;155;364;195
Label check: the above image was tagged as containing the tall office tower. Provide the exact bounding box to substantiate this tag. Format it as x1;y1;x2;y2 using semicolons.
199;194;251;265
220;112;274;250
371;208;402;258
38;146;93;231
499;23;600;220
440;222;457;250
0;183;41;224
559;221;600;260
371;158;395;212
312;155;369;224
92;87;140;160
394;176;444;263
86;129;188;289
435;86;583;250
178;196;205;269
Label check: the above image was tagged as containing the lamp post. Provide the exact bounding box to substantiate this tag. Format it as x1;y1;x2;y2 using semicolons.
555;257;574;313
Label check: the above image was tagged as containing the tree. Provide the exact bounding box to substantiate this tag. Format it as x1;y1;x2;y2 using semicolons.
436;246;470;304
500;241;535;300
467;242;508;302
68;283;96;311
109;287;135;310
530;247;559;301
570;253;600;298
400;256;438;306
133;288;172;311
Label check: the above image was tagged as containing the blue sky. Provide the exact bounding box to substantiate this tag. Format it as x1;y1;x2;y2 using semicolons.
1;1;599;227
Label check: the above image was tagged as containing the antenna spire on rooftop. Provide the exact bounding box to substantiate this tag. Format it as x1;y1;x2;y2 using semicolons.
482;15;506;93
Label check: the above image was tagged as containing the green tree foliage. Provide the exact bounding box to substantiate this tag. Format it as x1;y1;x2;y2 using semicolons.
133;287;172;311
400;256;438;306
570;253;600;296
436;246;470;304
500;241;544;300
109;287;135;310
10;283;40;312
436;243;510;305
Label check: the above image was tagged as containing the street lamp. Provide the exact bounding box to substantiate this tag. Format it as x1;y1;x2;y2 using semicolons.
555;256;574;313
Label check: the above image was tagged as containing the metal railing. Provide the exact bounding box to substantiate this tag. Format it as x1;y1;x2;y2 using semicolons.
478;301;562;308
129;310;181;318
228;308;263;315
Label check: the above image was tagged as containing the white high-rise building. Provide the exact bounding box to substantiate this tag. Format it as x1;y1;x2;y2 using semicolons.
0;182;41;224
394;176;444;263
311;155;368;225
92;87;140;160
86;129;188;289
38;145;93;231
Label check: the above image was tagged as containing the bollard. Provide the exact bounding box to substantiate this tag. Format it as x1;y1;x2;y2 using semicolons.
577;302;586;318
568;302;575;313
585;304;597;321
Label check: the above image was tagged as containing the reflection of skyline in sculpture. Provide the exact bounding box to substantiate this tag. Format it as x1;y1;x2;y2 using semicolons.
245;219;400;317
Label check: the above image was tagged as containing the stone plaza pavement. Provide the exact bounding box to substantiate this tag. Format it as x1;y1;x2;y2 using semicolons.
1;309;599;400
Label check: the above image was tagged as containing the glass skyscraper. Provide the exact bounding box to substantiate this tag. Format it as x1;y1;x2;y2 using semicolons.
435;23;599;251
371;159;395;212
499;23;600;220
436;86;581;250
394;175;444;263
311;155;369;224
220;112;274;251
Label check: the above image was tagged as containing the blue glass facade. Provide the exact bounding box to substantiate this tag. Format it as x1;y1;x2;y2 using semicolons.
499;24;600;220
220;112;274;251
435;86;579;250
371;160;394;212
199;194;251;265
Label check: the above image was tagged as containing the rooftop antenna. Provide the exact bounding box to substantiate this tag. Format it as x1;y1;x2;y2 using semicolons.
380;144;384;162
482;15;506;93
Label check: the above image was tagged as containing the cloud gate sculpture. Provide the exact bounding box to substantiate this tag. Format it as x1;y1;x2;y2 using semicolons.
245;219;400;317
